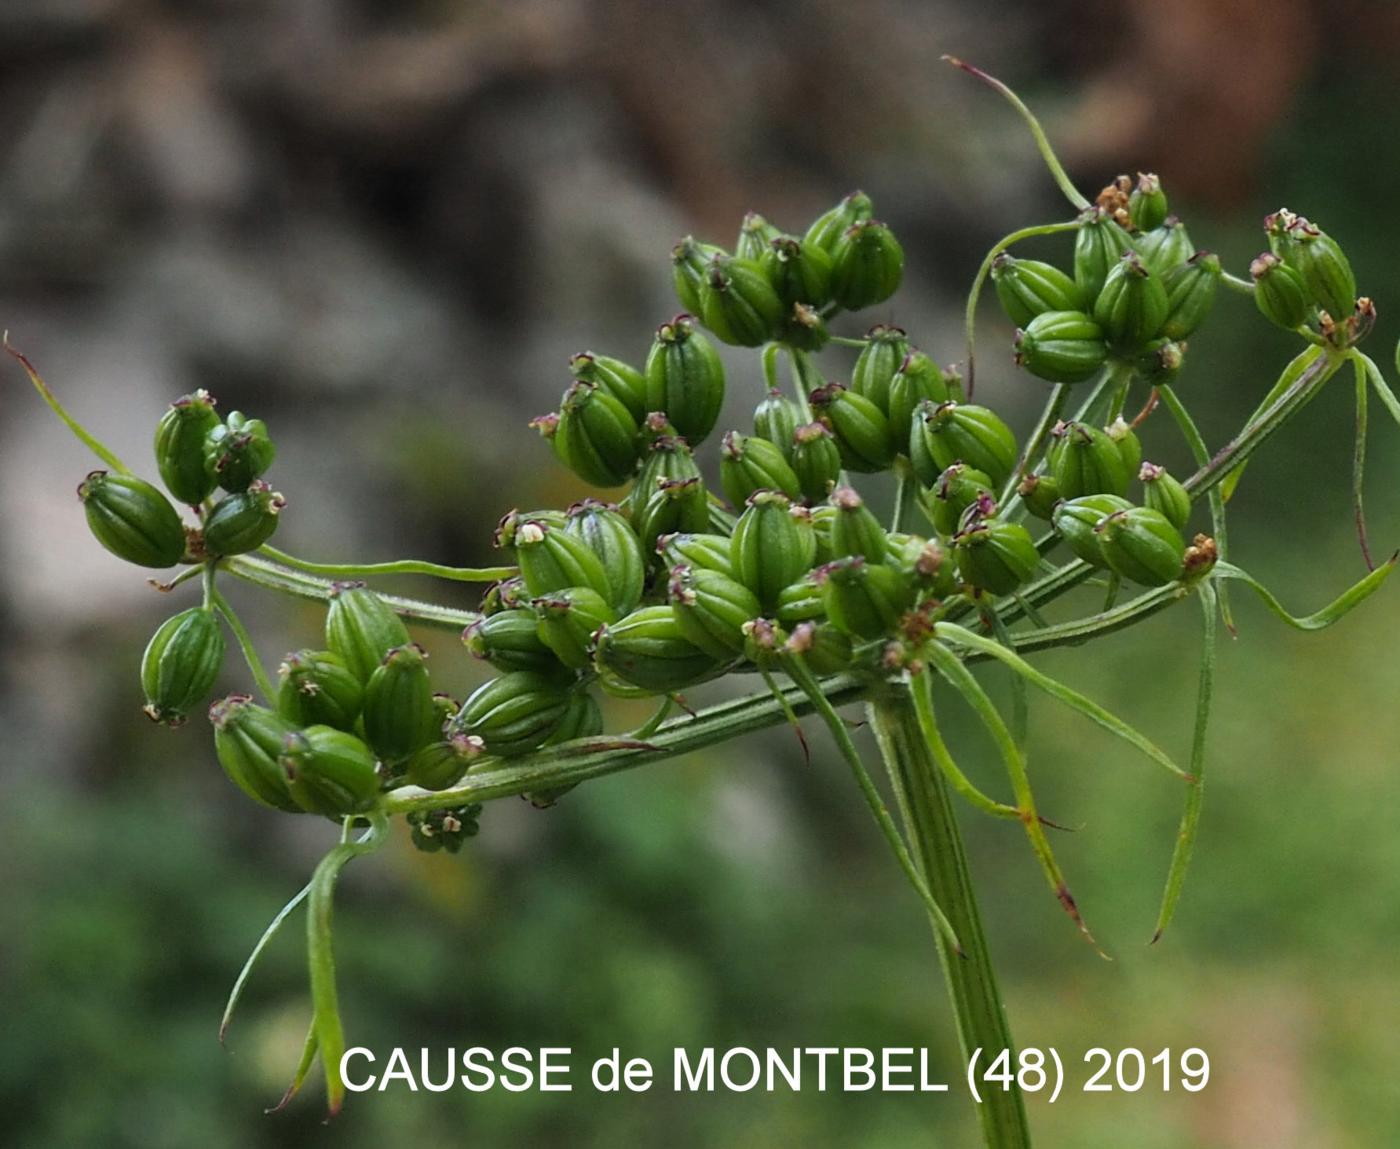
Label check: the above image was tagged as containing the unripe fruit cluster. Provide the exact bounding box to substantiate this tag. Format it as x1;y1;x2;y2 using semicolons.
1000;174;1221;386
462;189;1213;770
211;582;499;817
1252;209;1362;338
81;393;287;729
89;183;1243;836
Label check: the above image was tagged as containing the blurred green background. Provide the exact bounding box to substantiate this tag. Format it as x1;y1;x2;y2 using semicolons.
3;1;1400;1146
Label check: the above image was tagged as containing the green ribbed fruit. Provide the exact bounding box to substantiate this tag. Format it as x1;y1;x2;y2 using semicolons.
887;351;953;453
209;695;302;812
803;191;873;256
700;254;785;347
363;643;439;766
668;565;762;660
534;586;615;670
671;236;725;314
594;606;728;693
547;381;641;488
1251;252;1311;330
1139;463;1191;530
453;672;574;757
202;482;284;556
1051;494;1132;566
1128;173;1167;232
809;383;894;473
991;254;1084;327
203;411;275;493
753;389;803;461
405;735;484;792
1050;421;1131;499
570;351;648;421
276;649;363;730
644;315;726;445
830;219;904;310
1160;251;1219;341
325;582;411;683
510;518;613;602
720;431;802;507
927;464;994;538
78;470;187;568
954;520;1039;596
1092;251;1169;350
759;235;833;310
827;485;887;563
280;727;381;816
656;531;736;577
463;608;562;675
850;325;910;415
1096;507;1185;586
909;401;1017;489
154;390;221;505
563;499;646;615
140;607;225;726
790;421;843;503
818;556;912;640
730;490;817;609
1073;209;1135;300
1135;217;1194;277
1013;310;1109;384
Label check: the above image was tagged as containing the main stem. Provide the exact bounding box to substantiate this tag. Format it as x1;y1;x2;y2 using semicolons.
869;682;1031;1148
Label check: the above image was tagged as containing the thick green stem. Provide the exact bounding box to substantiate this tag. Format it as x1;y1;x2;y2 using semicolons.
870;683;1033;1149
783;655;964;954
1181;349;1341;497
309;811;390;1118
385;674;865;815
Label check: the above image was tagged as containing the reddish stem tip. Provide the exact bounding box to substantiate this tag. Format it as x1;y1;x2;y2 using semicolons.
264;1084;299;1116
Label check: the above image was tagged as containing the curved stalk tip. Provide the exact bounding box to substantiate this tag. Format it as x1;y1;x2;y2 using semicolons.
4;337;132;474
942;56;1090;212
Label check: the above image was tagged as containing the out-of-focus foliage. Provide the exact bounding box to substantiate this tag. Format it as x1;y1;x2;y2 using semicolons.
3;2;1400;1146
